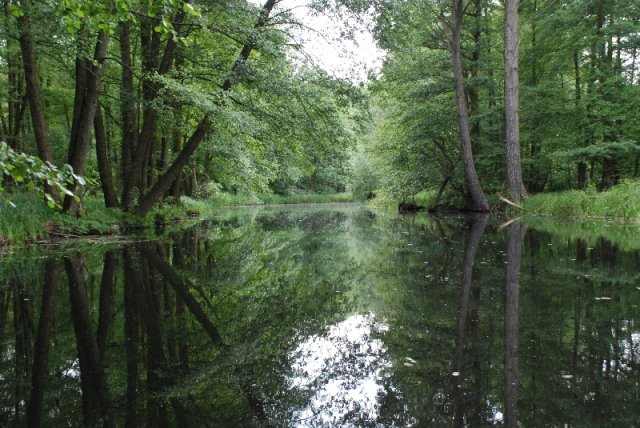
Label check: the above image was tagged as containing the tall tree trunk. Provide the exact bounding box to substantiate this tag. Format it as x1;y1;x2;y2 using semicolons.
504;0;527;202
527;0;543;193
95;106;119;208
468;0;482;144
134;0;278;216
119;22;136;202
122;9;185;210
16;0;52;163
4;3;24;150
448;0;490;212
574;51;587;189
63;31;110;214
16;0;57;199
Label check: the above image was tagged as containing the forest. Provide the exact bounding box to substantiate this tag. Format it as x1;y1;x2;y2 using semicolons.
2;1;640;425
1;0;639;233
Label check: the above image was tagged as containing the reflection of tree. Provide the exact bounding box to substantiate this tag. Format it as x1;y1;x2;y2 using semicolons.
452;214;488;427
3;208;640;425
96;251;117;358
504;222;526;428
122;247;140;428
65;254;115;427
26;259;60;428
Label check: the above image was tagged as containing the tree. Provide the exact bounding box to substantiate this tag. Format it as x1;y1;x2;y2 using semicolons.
449;0;490;211
504;0;527;202
15;0;57;200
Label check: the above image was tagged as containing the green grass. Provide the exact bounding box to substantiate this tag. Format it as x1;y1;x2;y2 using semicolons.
524;180;640;223
0;193;54;244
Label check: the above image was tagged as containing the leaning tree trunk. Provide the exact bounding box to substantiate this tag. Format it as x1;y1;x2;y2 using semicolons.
134;0;278;216
449;0;490;212
119;22;136;203
63;31;109;215
504;0;527;202
16;0;58;200
121;8;186;211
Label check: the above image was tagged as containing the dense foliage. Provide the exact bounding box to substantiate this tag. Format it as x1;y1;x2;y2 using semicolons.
0;0;364;216
2;0;639;217
354;0;640;206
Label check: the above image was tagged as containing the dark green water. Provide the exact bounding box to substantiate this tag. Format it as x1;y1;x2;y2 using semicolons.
1;204;639;426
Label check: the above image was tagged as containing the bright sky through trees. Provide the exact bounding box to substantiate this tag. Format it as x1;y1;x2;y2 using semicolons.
277;0;385;82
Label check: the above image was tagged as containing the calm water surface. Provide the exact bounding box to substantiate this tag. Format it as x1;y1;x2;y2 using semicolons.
1;204;639;426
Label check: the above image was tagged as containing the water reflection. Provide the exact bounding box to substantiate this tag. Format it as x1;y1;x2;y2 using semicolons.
0;206;639;426
285;313;391;426
504;222;526;428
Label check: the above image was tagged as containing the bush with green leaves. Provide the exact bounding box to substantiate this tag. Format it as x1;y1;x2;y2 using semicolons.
0;142;84;208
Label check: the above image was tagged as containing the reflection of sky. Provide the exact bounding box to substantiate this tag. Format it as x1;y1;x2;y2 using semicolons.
286;313;391;427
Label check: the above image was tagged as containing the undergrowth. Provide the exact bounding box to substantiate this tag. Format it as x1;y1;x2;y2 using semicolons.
524;180;640;223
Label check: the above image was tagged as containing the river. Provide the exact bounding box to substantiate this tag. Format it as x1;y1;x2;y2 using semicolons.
1;203;638;426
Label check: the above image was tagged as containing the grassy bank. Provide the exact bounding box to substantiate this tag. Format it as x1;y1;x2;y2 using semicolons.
0;192;356;246
523;180;640;223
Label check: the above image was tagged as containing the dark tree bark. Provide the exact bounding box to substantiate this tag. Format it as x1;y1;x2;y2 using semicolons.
504;222;526;428
63;31;110;214
3;5;25;151
95;106;119;208
16;0;52;164
133;0;278;216
468;0;482;143
121;8;186;210
26;260;61;428
16;0;57;199
448;0;490;212
574;51;587;189
119;21;136;200
504;0;527;202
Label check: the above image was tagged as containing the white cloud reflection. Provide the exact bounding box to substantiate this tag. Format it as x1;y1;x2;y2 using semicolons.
286;313;391;427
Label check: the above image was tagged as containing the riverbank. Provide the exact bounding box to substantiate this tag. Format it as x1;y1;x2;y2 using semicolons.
0;192;356;246
523;180;640;223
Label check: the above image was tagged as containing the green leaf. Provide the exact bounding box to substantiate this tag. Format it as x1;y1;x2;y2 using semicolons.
8;4;24;18
183;3;199;16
